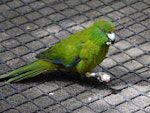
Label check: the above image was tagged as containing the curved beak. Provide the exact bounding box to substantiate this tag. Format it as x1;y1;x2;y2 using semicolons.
106;33;116;45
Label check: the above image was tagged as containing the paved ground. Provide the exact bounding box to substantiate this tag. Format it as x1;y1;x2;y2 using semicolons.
0;0;150;113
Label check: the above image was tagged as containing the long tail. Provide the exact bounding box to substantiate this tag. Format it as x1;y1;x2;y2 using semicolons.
0;60;58;83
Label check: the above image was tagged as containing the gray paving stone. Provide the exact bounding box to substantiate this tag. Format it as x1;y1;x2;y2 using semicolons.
102;109;120;113
0;21;14;30
0;32;11;42
137;55;150;65
128;35;146;45
0;100;11;113
16;6;32;14
7;0;23;9
29;1;45;10
31;29;49;38
3;109;20;113
0;84;16;97
104;94;125;106
73;106;95;113
121;87;142;99
75;4;91;12
3;10;19;19
139;42;150;52
6;94;27;106
61;9;78;17
48;13;66;22
45;104;67;113
64;83;85;95
132;2;149;10
37;82;59;93
33;96;54;107
132;95;150;107
0;1;150;113
0;51;15;62
50;89;70;101
16;102;38;113
61;98;82;110
116;102;139;113
76;91;98;103
22;87;43;99
25;12;42;21
109;66;129;76
11;16;28;25
6;27;24;36
89;99;110;112
0;4;10;13
124;60;143;70
6;58;26;69
87;0;103;8
26;41;44;50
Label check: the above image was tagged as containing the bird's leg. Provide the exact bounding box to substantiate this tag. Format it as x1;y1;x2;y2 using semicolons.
85;72;111;82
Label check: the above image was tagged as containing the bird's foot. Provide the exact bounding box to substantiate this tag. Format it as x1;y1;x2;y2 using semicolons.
85;72;111;82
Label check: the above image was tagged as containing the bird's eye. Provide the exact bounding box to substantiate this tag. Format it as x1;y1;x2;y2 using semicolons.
100;29;104;32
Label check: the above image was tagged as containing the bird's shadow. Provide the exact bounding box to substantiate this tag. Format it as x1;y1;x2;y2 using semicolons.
18;70;100;85
13;70;121;94
1;66;149;95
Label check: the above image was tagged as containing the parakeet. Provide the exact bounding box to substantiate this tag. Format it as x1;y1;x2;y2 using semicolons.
0;20;115;83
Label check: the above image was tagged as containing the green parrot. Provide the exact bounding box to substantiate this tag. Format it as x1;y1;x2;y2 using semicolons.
0;20;115;83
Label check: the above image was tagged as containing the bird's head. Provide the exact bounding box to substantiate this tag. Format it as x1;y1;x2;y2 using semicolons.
93;20;116;45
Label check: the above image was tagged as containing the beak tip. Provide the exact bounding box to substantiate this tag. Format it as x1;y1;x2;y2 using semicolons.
112;40;115;44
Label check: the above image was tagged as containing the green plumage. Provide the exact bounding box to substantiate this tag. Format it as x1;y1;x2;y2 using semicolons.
0;20;115;82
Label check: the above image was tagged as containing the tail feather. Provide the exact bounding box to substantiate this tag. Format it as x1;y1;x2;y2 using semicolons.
0;64;33;79
6;68;43;83
0;60;58;82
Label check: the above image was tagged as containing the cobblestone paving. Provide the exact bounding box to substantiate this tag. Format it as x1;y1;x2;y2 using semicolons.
0;0;149;113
